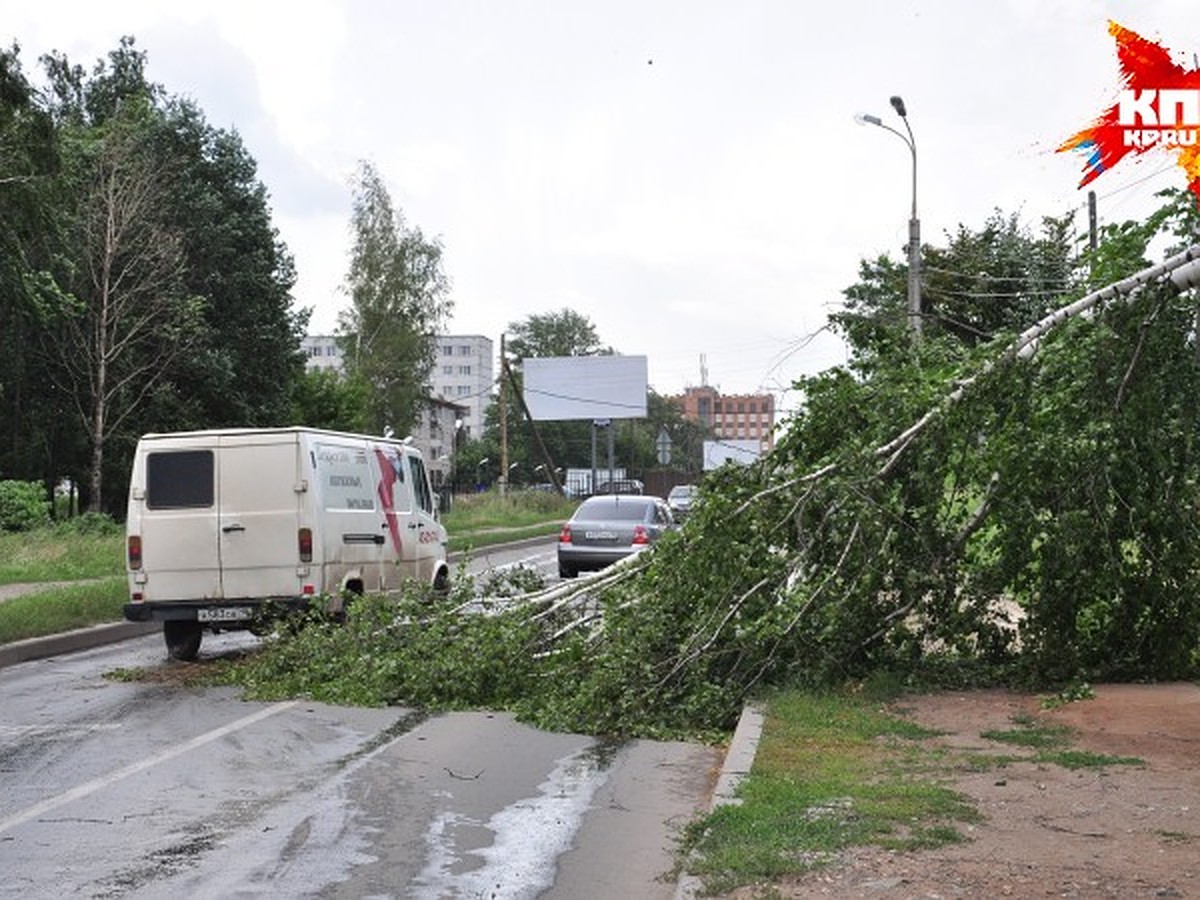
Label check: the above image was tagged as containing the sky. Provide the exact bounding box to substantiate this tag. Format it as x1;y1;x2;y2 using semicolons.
5;1;1200;415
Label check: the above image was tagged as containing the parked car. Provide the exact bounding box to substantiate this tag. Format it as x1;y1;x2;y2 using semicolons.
593;478;644;495
667;484;699;520
557;494;674;578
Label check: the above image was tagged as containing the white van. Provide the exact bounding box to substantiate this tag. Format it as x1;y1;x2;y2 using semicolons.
124;427;450;660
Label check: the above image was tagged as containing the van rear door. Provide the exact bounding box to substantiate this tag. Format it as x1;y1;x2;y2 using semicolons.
138;443;222;601
215;432;304;600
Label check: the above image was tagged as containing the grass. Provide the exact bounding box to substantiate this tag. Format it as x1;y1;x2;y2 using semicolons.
682;688;980;893
0;526;124;584
681;685;1146;894
0;578;127;644
982;714;1143;769
443;489;575;552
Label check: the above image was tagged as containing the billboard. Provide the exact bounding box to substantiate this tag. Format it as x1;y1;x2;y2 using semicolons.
703;439;761;470
523;356;648;421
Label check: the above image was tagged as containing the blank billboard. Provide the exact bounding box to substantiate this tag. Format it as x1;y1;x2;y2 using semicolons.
704;439;761;469
523;356;648;421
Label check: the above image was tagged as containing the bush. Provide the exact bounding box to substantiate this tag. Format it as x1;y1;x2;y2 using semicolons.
0;480;51;532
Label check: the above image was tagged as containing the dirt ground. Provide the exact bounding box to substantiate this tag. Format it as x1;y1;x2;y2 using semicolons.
755;682;1200;899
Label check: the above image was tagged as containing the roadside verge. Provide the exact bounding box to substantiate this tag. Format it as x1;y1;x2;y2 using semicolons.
674;702;765;899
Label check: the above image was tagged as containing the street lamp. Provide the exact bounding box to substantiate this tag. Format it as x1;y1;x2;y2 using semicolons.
855;95;921;338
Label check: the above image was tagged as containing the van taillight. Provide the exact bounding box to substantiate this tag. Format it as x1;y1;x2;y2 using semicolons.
631;525;649;545
127;535;142;570
558;524;573;544
298;527;313;562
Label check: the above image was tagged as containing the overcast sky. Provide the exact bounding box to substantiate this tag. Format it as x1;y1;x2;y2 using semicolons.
6;1;1198;411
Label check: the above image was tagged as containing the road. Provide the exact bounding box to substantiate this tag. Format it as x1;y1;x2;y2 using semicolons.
455;536;561;585
0;539;722;898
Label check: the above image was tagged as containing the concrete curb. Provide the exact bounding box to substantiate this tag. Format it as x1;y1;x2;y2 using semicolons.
674;702;766;899
0;620;159;669
447;532;556;562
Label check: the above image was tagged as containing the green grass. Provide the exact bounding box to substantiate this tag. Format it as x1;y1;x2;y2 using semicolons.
682;688;979;893
682;688;1149;895
983;715;1143;769
0;526;124;584
442;489;575;531
0;578;127;644
443;490;575;552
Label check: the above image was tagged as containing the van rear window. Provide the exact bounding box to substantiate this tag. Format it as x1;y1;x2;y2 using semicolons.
147;450;214;509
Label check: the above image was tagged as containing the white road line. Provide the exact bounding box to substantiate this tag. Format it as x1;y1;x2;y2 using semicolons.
0;700;298;835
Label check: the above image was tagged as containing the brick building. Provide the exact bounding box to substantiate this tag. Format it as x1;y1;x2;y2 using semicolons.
672;385;775;452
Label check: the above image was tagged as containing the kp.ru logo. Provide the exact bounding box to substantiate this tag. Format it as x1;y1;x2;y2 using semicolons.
1059;21;1200;207
1117;90;1198;147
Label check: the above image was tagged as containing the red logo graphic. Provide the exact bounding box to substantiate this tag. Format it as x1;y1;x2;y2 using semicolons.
1059;21;1200;207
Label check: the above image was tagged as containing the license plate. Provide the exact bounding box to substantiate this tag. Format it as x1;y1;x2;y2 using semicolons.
197;607;253;622
585;530;618;541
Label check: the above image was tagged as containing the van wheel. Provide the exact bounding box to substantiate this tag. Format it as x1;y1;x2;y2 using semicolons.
432;568;450;595
164;621;202;661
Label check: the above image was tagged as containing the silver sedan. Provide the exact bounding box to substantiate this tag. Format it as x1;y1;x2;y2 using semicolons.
556;494;675;578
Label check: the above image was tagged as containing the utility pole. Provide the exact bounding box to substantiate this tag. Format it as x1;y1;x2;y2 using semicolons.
1088;190;1098;253
498;333;508;497
501;352;563;494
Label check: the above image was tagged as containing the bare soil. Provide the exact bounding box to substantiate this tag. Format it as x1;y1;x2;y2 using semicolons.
754;682;1200;899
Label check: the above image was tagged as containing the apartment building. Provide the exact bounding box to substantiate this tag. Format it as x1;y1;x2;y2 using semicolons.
433;335;493;439
300;333;494;441
672;384;776;452
301;334;343;371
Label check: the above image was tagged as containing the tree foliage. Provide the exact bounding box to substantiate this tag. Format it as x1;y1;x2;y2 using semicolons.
0;45;69;496
505;307;610;360
231;199;1200;739
337;160;451;438
834;211;1078;369
49;96;203;512
0;37;306;513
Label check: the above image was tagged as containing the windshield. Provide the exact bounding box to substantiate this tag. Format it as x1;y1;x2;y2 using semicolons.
575;498;650;521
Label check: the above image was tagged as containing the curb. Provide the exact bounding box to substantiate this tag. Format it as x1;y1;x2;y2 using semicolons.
0;620;159;669
447;532;557;561
674;702;766;899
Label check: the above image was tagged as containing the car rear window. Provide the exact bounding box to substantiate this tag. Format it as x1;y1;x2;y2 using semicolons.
146;450;214;509
576;498;650;521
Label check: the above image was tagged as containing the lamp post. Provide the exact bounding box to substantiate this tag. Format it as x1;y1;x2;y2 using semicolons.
856;95;921;338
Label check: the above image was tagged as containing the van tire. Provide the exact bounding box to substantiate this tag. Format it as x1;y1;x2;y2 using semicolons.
164;621;202;661
433;567;450;595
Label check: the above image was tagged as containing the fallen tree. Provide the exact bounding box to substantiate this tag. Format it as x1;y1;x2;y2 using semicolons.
228;244;1200;736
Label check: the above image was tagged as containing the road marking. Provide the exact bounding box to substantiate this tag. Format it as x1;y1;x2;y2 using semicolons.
0;701;298;835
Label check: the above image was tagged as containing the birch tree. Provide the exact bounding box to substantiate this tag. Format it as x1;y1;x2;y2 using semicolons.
53;103;203;511
338;160;451;437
